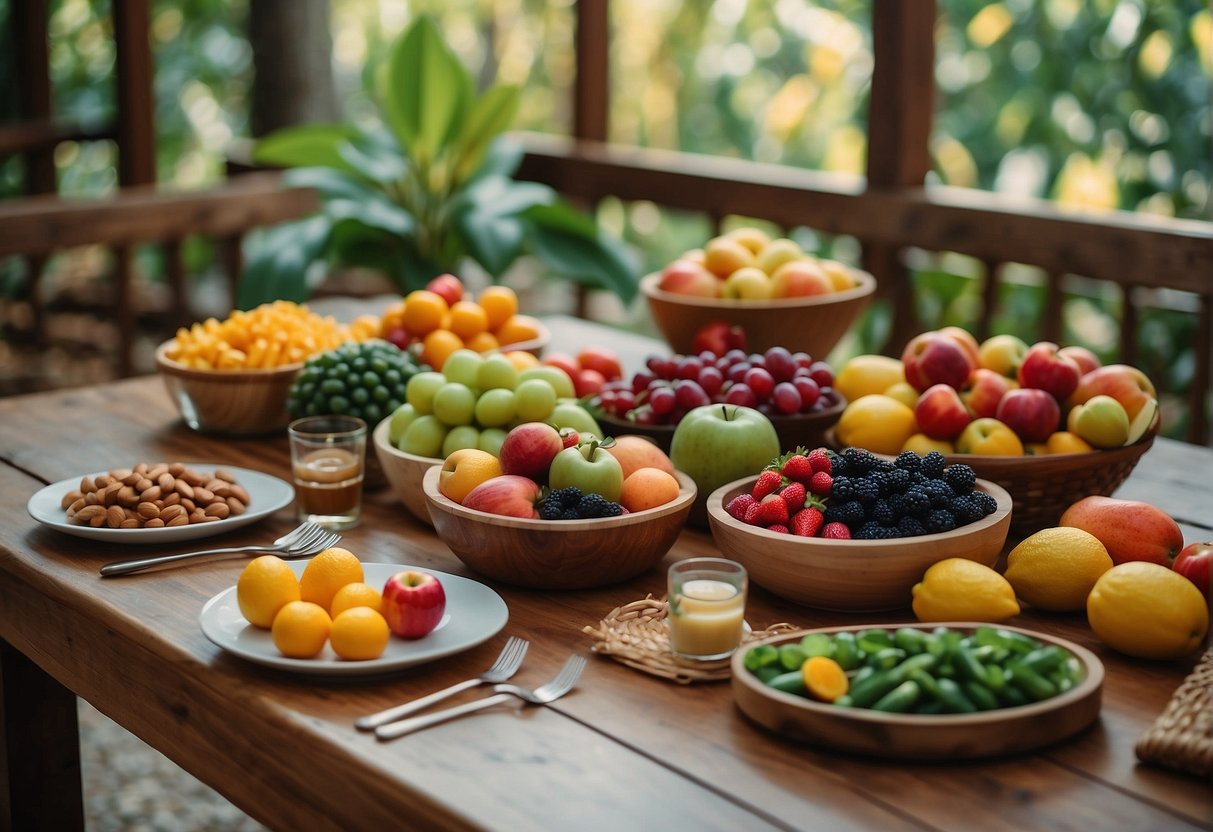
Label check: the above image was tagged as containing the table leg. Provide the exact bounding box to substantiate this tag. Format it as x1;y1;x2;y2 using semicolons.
0;639;84;832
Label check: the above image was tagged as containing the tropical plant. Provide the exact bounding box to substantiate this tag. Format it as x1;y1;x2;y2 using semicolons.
238;16;636;309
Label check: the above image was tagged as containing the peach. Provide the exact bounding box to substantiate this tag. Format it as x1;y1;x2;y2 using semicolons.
937;326;981;368
620;467;681;513
769;260;832;298
658;260;720;297
1068;364;1156;420
723;227;772;255
754;238;804;275
1060;496;1184;567
605;435;677;480
721;267;773;300
703;237;756;278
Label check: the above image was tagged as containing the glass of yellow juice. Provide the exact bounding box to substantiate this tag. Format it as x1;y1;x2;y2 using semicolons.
667;557;747;660
288;415;367;529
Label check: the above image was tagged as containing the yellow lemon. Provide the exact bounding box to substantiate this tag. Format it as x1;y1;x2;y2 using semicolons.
1004;527;1113;612
901;433;955;455
1087;563;1209;660
883;381;921;409
834;355;906;404
912;558;1020;623
236;555;300;629
835;394;917;456
329;581;383;618
271;601;332;659
330;607;391;661
299;547;363;612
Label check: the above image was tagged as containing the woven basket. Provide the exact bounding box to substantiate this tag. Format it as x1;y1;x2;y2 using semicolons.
1135;649;1212;779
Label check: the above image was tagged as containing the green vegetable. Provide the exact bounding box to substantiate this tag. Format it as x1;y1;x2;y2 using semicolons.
1008;664;1058;701
778;643;808;672
934;678;977;713
832;632;862;670
893;627;927;655
799;632;834;659
873;680;922;713
962;680;1000;711
287;339;425;425
868;647;907;670
767;670;807;696
744;644;779;673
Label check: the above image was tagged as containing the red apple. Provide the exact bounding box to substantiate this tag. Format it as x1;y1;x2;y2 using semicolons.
382;570;446;639
558;426;581;449
1058;345;1101;376
542;352;582;382
1174;542;1211;600
769;260;832;298
425;273;464;307
915;383;972;440
994;387;1061;443
461;475;543;519
573;368;608;397
691;321;748;355
902;332;975;392
498;422;564;482
937;326;981;368
1017;341;1081;401
382;324;414;351
1068;364;1157;420
962;368;1014;419
658;260;721;297
576;347;623;382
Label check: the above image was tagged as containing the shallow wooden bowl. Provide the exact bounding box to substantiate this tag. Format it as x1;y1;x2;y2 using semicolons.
731;624;1104;760
372;419;440;526
422;466;697;590
706;476;1012;612
155;340;302;435
641;270;876;357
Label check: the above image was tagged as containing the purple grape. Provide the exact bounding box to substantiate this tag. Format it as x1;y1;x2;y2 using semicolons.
763;347;796;382
724;383;757;408
772;382;802;415
743;367;775;400
673;379;710;409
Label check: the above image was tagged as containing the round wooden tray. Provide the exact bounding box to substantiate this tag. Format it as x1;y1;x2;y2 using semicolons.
730;623;1104;760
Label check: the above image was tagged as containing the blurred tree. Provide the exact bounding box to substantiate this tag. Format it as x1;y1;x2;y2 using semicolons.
249;0;338;136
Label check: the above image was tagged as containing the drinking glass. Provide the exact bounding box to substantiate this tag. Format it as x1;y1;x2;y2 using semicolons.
667;557;748;660
288;415;367;529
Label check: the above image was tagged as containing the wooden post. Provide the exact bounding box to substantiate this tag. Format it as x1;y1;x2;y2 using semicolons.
574;0;609;144
112;0;156;187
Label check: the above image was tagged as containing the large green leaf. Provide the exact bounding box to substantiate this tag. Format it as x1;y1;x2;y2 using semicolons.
382;17;472;165
338;131;407;183
283;167;385;202
252;124;360;174
521;203;639;303
328;221;407;287
237;217;332;308
466;135;526;184
451;84;521;185
325;196;415;238
452;176;553;275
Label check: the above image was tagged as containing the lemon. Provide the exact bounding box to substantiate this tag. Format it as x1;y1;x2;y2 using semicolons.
271;601;332;659
1003;527;1113;612
236;555;301;629
912;558;1020;623
834;355;906;404
1087;563;1209;660
835;395;918;456
330;607;391;661
299;547;363;612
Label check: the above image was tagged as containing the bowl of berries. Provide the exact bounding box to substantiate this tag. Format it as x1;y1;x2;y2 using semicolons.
593;346;846;454
706;448;1013;612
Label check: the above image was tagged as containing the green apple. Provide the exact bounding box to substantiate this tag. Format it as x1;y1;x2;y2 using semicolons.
387;403;419;445
669;405;779;516
1067;394;1129;448
548;439;624;502
478;427;508;457
519;366;575;399
549;401;602;440
441;425;482;457
977;334;1030;379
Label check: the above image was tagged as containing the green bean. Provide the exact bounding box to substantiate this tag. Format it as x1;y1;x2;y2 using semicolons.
935;678;978;713
778;643;807;672
767;670;807;696
868;647;907;670
753;665;783;684
1008;664;1058;701
873;680;922;713
847;670;904;708
1018;646;1068;675
894;627;928;655
955;646;991;687
832;632;862;670
962;680;1000;711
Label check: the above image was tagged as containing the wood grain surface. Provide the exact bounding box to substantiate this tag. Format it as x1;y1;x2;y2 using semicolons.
2;317;1210;832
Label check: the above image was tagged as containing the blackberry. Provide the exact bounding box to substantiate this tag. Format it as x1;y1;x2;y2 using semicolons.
921;451;947;478
885;468;911;494
599;501;623;518
897;516;927;537
871;498;897;526
950;495;984;524
842;448;880;474
894;451;923;473
887;492;908;517
901;488;931;517
853;477;880;505
829;455;850;477
924;509;957;533
873;459;896;474
973;491;999;516
823;500;865;527
855;520;886;540
944;464;977;495
561;508;581;520
539;501;564;521
549;487;582;508
868;469;895;496
831;476;857;502
921;479;955;508
910;471;931;486
576;493;611;518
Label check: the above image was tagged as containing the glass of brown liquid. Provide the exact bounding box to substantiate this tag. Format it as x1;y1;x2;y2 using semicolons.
287;415;367;529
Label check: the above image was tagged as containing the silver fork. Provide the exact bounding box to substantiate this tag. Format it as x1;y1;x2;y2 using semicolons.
374;655;587;740
99;522;340;577
355;636;529;730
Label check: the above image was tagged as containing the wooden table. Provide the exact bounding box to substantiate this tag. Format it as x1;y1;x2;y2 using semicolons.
1;316;1209;831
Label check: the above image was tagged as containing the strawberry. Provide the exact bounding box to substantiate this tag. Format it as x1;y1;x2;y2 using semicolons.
766;523;789;534
743;502;763;525
808;471;833;498
790;507;824;537
725;493;757;521
780;482;807;513
807;448;833;475
779;454;814;484
754;494;790;526
751;470;783;500
822;522;852;540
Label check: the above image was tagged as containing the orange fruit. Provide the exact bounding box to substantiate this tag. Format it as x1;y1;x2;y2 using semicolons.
299;547;363;612
448;301;489;340
236;555;300;629
477;286;518;331
402;290;449;336
329;581;383;618
329;607;391;661
464;331;499;353
271;601;331;659
421;329;463;370
439;448;503;504
620;467;681;513
495;314;542;347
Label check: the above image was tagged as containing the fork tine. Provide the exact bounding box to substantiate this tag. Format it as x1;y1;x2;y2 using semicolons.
488;636;528;676
545;655;587;696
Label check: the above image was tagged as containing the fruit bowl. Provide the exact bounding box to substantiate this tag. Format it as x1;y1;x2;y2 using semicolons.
422;466;697;590
490;321;551;360
372;419;441;526
706;476;1012;611
640;270;876;357
155;340;302;435
731;624;1103;759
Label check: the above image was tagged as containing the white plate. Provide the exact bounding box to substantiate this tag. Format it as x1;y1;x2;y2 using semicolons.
27;465;295;544
198;562;509;676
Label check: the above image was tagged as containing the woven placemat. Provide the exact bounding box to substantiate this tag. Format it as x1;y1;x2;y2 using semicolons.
1135;648;1212;780
581;595;798;684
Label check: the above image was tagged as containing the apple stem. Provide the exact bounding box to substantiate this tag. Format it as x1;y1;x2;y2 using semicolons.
720;404;733;421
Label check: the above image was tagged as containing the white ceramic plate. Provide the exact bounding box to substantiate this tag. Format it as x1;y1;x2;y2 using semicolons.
27;465;295;544
199;562;509;676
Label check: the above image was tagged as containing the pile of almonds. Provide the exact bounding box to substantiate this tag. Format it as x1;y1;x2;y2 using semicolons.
62;463;251;529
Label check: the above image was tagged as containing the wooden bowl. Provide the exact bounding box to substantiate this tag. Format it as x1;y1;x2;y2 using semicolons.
422;466;697;590
706;476;1012;612
155;340;302;435
372;419;440;526
731;624;1104;759
641;270;876;357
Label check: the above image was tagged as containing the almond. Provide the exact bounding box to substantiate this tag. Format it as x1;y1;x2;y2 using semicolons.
162;492;181;507
158;472;176;492
204;502;230;519
81;476;96;493
75;505;105;522
166;514;190;527
147;463;168;480
68;497;86;514
102;482;124;505
89;512;107;527
136;502;160;520
144;518;165;528
175;479;194;500
226;497;246;516
135;477;153;492
180;498;197;514
193;487;214;505
106;506;126;528
168;462;186;477
117;485;139;505
109;468;133;481
228;485;250;505
140;485;162;502
215;468;237;483
120;518;141;529
60;489;84;509
159;505;186;522
84;492;99;506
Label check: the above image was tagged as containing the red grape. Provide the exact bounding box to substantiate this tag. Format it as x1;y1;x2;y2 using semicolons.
614;389;636;413
807;360;834;387
772;382;802;415
675;356;703;380
726;362;751;384
673;379;710;409
650;386;676;416
723;349;748;365
792;376;821;409
792;351;813;368
697;350;718;364
763;347;796;382
631;370;655;394
697;366;724;396
724;383;757;408
743;367;775;399
646;355;677;379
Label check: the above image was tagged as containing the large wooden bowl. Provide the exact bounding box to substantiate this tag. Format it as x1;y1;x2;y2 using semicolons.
372;419;440;526
641;270;876;357
731;624;1104;759
155;340;302;435
707;476;1012;612
422;467;697;590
